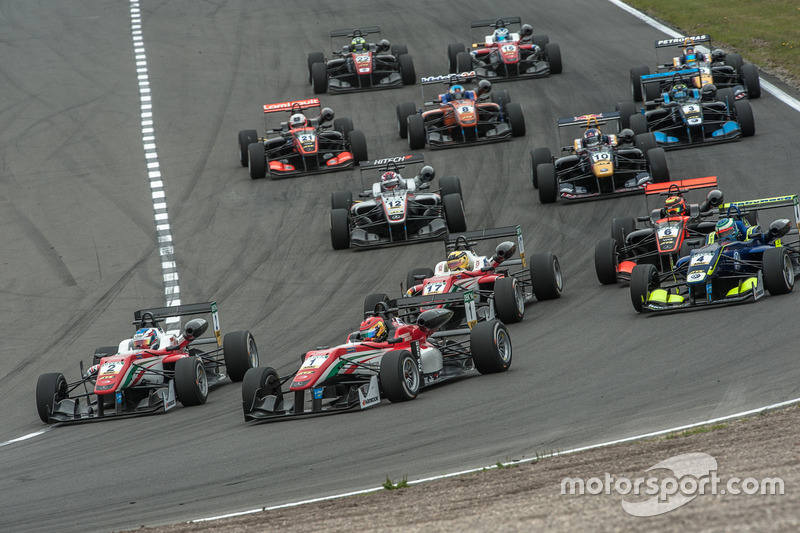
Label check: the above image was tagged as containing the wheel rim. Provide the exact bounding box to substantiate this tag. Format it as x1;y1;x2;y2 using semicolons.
401;357;419;393
782;253;794;287
514;281;524;314
552;257;564;292
495;327;511;363
247;335;259;368
196;363;208;396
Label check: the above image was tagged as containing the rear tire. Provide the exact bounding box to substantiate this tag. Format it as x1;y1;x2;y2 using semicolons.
630;113;649;135
646;147;670;183
347;129;369;164
470;320;512;374
307;52;324;84
36;372;68;423
174;357;208;407
440;176;463;206
762;247;794;295
531;252;563;300
396;102;417;139
739;63;761;99
630;264;658;313
406;268;434;294
594;238;620;285
447;43;466;73
611;217;636;246
725;53;744;70
333;117;354;137
364;293;391;318
330;209;350;250
492;89;511;106
616;101;637;130
223;330;259;382
443;193;467;233
537;163;558;204
635;132;658;154
238;130;258;167
494;276;524;323
630;65;650;102
380;350;419;402
456;51;472;73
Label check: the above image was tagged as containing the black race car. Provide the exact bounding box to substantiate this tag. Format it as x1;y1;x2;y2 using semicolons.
307;27;415;94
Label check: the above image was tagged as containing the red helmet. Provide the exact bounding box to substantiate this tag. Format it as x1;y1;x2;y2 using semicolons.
664;196;686;216
133;328;160;350
381;171;400;192
359;317;387;342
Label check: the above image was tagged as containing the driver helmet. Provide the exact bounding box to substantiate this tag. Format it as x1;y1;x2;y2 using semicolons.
447;250;472;272
449;84;465;100
359;316;387;342
351;36;367;52
494;27;510;43
711;49;726;62
714;218;740;242
132;328;160;350
583;128;602;148
380;171;401;192
683;46;697;64
671;83;689;101
289;113;307;129
664;196;686;216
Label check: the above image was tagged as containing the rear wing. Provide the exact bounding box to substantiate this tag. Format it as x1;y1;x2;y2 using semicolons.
263;98;320;114
329;26;381;39
445;225;525;267
134;302;222;347
359;153;425;171
719;195;800;232
640;68;700;93
389;292;478;331
654;34;711;49
420;71;477;86
557;112;621;129
471;17;521;29
645;176;718;196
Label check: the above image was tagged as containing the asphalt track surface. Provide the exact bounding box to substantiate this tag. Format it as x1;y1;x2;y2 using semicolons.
1;1;798;531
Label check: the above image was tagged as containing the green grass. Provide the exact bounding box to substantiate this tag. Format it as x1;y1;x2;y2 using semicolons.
665;423;728;440
624;0;800;86
382;475;409;490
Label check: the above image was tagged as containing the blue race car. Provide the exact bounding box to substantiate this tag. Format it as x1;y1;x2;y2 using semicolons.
630;195;799;313
624;69;755;151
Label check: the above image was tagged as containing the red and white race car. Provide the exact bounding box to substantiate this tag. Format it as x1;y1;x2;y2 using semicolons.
403;226;563;330
35;302;258;424
237;98;368;179
242;292;511;422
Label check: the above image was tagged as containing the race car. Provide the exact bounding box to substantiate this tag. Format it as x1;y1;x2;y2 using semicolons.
630;34;761;102
330;153;466;250
446;17;562;81
594;176;724;285
531;111;669;204
396;71;525;150
242;292;511;422
626;70;755;150
630;195;800;314
35;302;259;424
403;226;562;330
307;26;416;94
237;98;368;179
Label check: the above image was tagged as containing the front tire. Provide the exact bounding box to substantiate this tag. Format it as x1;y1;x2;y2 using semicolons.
545;42;562;74
36;372;68;423
247;142;266;179
762;247;794;295
331;190;353;211
537;163;558;204
311;61;328;94
530;147;552;189
330;208;350;250
380;350;419;402
470;320;512;374
399;54;416;85
407;114;426;150
223;330;259;382
630;264;658;313
506;102;526;137
241;366;282;410
174;356;208;407
734;100;756;137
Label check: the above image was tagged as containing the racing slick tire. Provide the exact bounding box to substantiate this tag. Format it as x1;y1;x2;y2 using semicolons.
646;147;670;183
629;113;649;136
630;263;658;313
643;81;661;108
407;114;426;150
399;54;416;85
36;372;68;423
456;51;473;74
307;52;325;84
223;330;259;382
392;44;408;57
635;132;658;154
347;129;369;164
492;89;511;106
330;208;350;250
506;102;526;137
247;143;266;179
544;42;562;74
333;117;354;137
396;101;417;139
739;63;761;99
594;238;620;285
443;193;467;233
406;268;434;294
93;345;119;366
629;65;650;102
470;320;512;375
530;147;552;189
447;43;466;73
494;276;524;323
616;101;637;130
532;34;549;49
241;366;282;409
380;350;419;402
537;163;558;204
175;356;209;407
531;252;563;300
311;61;328;94
331;190;353;210
364;293;391;318
238;129;258;167
724;53;744;71
440;176;463;206
762;247;795;295
611;217;636;246
734;100;756;137
716;88;735;106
